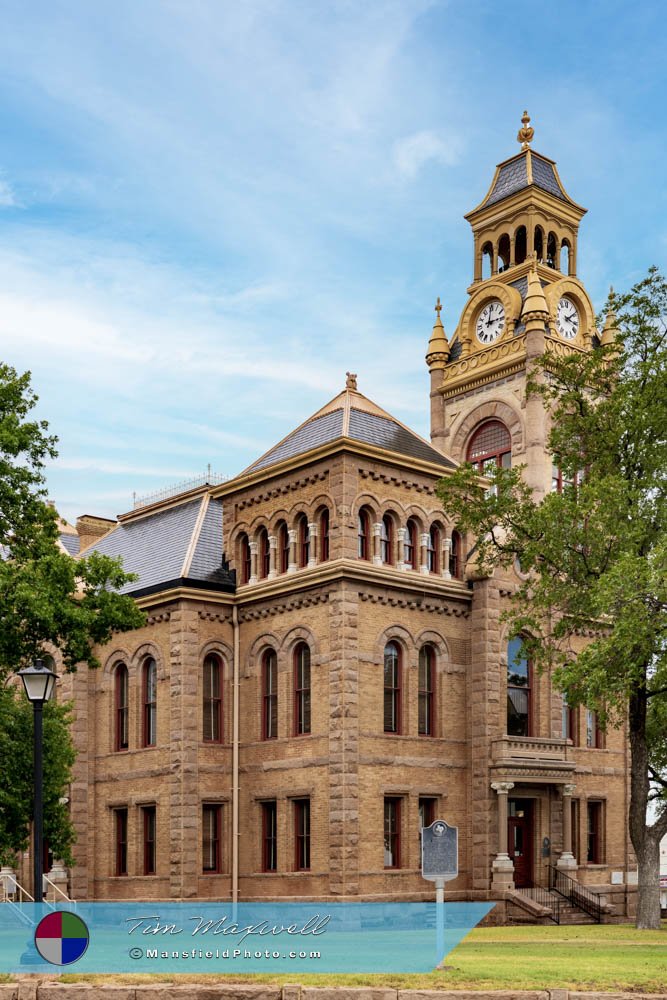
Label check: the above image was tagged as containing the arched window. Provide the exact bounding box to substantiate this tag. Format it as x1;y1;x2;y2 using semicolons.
319;508;330;562
561;239;571;275
239;532;251;585
203;653;223;742
404;518;418;570
467;420;511;473
418;645;435;736
515;225;527;265
450;530;463;580
294;643;311;736
547;231;557;269
383;642;401;734
534;226;544;263
507;637;531;737
142;657;157;747
258;528;270;579
262;649;278;740
427;524;440;574
277;520;290;574
115;663;129;752
297;514;310;568
358;508;371;560
497;233;510;272
380;513;394;565
481;241;493;280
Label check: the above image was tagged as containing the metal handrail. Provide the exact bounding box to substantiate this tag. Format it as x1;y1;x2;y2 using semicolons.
529;883;561;923
43;876;71;904
0;873;35;903
548;865;602;922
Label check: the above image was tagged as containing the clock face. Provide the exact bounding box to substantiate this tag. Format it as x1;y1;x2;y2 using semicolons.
557;296;579;339
476;300;505;344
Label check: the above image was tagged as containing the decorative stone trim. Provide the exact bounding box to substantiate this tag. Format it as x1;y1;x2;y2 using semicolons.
358;591;469;618
146;611;171;624
236;471;328;511
198;611;230;623
359;468;438;494
238;592;331;622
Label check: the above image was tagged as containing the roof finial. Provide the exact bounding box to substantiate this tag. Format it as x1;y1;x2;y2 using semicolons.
435;296;442;318
517;110;534;150
346;371;358;391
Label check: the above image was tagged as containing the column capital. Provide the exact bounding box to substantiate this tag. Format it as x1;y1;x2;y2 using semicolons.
268;535;277;548
491;781;515;794
372;522;382;536
562;783;576;796
288;529;297;543
248;541;258;555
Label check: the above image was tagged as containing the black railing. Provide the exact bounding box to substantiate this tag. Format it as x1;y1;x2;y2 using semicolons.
548;865;603;923
529;883;561;923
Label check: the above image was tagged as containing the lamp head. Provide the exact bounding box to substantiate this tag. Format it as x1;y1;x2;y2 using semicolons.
18;658;57;704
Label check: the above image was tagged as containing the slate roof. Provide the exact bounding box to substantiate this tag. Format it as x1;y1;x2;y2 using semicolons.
485;151;566;207
243;384;454;475
82;495;233;597
59;532;80;556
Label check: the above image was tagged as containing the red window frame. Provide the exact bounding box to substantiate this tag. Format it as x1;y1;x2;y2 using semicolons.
115;663;129;752
240;533;251;584
114;807;128;876
294;799;311;871
405;519;418;569
587;801;603;863
319;509;330;562
383;642;401;734
278;521;290;574
297;515;310;568
450;530;462;579
427;525;440;574
262;649;278;740
586;709;604;749
203;654;223;742
202;803;222;873
258;528;270;579
261;800;277;872
358;509;371;560
418;797;436;832
384;798;401;869
380;514;393;565
294;643;311;736
467;420;512;472
418;645;435;736
143;805;156;875
142;657;157;748
507;636;532;737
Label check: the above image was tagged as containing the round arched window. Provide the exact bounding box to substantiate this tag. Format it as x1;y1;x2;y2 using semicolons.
467;420;511;473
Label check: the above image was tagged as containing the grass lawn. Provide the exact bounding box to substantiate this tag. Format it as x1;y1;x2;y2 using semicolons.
55;923;667;992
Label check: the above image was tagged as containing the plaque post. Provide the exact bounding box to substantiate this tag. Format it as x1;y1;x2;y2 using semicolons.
435;876;445;961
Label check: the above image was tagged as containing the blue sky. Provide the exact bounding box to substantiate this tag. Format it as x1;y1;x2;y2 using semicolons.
1;0;666;523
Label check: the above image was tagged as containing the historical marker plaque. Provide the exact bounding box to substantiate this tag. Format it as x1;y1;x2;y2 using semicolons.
421;819;458;882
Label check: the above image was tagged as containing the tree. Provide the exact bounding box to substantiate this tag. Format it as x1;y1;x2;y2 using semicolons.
436;267;667;929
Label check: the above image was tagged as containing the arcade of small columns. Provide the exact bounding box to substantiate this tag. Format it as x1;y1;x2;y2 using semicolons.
490;781;578;890
473;227;577;282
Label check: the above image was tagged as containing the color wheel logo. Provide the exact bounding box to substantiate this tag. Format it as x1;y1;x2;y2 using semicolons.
34;912;90;965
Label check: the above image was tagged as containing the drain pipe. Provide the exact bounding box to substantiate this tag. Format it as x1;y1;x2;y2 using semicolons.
232;603;240;905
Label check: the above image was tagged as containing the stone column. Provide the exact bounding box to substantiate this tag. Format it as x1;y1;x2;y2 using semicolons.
308;523;318;568
442;537;452;579
419;533;429;575
491;781;515;890
268;535;277;580
557;784;578;870
509;236;516;267
249;541;258;585
397;527;407;571
372;522;382;565
287;529;297;574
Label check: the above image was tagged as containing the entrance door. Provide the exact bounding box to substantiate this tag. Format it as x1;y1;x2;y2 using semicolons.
508;799;533;887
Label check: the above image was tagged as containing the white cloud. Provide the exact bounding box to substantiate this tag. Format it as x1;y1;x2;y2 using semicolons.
393;129;464;179
0;177;18;207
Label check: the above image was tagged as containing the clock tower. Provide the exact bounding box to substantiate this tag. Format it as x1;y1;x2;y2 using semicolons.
427;112;596;498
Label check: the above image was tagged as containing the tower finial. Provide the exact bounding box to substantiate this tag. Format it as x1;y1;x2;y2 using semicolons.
517;110;534;150
435;296;442;318
345;371;358;390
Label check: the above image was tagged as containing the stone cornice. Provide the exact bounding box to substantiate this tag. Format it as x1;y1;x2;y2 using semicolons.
236;470;328;512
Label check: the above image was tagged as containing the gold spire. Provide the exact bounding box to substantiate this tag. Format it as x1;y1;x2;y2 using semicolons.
426;296;450;369
517;110;534;150
521;259;549;319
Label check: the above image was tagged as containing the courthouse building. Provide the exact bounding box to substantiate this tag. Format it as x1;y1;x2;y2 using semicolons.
54;115;636;921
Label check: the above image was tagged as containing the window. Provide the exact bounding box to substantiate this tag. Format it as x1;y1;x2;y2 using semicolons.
571;799;580;861
562;691;577;744
380;514;393;565
142;657;157;748
262;649;278;740
467;420;511;473
115;663;129;752
383;642;401;734
358;508;371;560
419;797;436;834
114;808;128;876
319;508;330;562
507;636;531;737
261;801;277;872
384;798;401;868
450;530;462;579
418;645;435;736
278;521;290;574
240;533;251;584
258;528;270;579
587;801;603;863
427;524;440;574
202;804;222;873
143;805;156;875
551;459;583;494
586;709;604;748
404;518;418;570
203;654;223;742
297;514;310;568
294;799;311;871
294;643;311;735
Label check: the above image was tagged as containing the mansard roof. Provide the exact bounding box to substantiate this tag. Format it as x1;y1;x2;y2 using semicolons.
80;492;234;598
242;379;454;475
466;148;585;219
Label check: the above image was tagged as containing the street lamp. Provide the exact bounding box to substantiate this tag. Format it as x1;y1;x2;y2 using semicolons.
18;658;57;903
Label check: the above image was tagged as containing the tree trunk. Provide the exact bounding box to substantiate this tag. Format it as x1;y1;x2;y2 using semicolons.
634;832;661;930
628;688;662;929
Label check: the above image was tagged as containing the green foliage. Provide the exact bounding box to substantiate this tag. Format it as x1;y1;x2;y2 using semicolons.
0;362;146;675
0;684;76;865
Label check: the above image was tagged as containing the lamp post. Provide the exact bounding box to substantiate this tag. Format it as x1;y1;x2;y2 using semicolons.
18;658;57;903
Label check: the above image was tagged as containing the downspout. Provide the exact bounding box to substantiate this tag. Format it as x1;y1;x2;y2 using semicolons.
232;603;240;904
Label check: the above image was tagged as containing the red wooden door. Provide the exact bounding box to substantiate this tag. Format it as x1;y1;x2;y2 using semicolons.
508;800;533;887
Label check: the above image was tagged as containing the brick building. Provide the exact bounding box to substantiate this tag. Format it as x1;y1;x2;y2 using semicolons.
51;116;635;919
